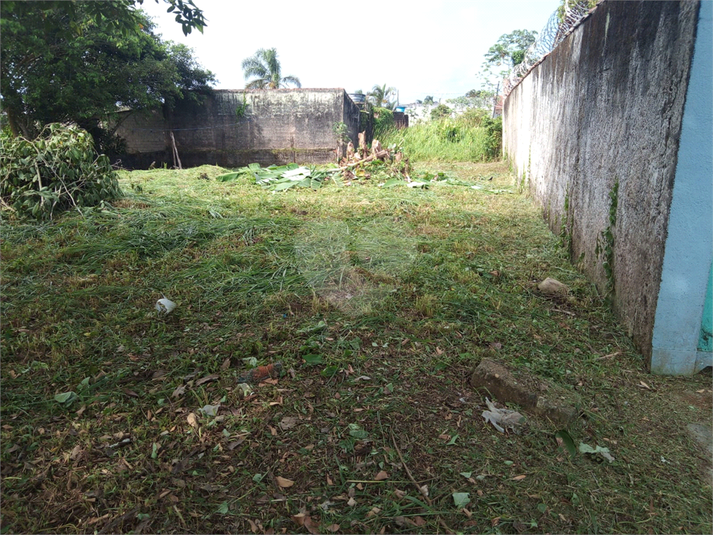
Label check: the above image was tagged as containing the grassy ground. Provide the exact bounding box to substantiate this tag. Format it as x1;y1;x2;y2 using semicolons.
1;162;711;534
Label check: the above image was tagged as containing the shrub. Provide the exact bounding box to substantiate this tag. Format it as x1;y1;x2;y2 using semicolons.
373;107;395;139
1;123;121;220
483;116;502;160
380;113;503;163
430;104;452;121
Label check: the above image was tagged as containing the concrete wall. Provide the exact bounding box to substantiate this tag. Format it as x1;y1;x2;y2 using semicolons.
503;0;711;373
115;89;361;169
650;0;712;374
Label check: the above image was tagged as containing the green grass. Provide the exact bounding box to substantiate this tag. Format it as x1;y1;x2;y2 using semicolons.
380;115;500;162
1;162;711;534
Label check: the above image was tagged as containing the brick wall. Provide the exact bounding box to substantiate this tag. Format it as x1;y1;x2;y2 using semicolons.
115;89;361;169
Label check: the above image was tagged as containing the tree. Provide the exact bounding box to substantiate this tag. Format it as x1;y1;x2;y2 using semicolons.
367;84;398;110
1;0;211;139
482;29;537;71
422;95;435;106
430;104;452;121
241;48;301;90
478;29;537;94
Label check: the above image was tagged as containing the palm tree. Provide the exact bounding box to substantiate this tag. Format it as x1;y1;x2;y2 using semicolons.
241;48;301;89
367;84;397;110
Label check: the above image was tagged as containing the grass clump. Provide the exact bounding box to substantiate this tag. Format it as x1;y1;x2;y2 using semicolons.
381;109;502;162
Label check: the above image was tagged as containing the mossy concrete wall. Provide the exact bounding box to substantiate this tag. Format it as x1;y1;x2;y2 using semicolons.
116;89;361;169
503;0;706;370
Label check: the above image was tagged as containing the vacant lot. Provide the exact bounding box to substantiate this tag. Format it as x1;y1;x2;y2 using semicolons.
2;162;711;534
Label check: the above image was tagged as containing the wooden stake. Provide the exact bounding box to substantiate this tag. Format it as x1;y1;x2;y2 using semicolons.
170;131;182;169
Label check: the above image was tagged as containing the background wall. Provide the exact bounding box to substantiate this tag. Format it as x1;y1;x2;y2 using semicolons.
503;0;708;371
116;89;361;169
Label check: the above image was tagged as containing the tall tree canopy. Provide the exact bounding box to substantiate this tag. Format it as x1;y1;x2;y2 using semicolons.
367;84;398;110
241;48;301;90
0;0;212;140
482;29;537;71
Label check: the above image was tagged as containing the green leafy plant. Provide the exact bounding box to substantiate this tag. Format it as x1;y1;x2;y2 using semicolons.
235;93;249;119
332;121;350;145
373;107;395;139
430;103;453;121
0;123;122;219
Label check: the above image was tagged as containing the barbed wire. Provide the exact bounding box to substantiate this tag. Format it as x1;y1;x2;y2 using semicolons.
503;0;597;97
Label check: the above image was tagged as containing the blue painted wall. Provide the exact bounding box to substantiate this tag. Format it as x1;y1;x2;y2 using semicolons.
651;1;713;375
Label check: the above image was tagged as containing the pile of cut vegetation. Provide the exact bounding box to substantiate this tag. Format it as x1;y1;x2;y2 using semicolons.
0;123;121;220
215;132;439;192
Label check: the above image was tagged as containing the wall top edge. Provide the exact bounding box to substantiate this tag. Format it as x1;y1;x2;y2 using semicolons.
213;88;346;94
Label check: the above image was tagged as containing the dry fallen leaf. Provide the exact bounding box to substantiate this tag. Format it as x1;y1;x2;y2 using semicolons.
639;380;652;390
279;416;299;430
326;474;334;486
374;470;389;481
511;475;527;481
221;358;231;370
186;413;198;428
292;513;319;535
195;373;220;386
275;476;294;488
347;497;357;506
412;516;426;527
172;385;185;398
247;519;260;534
326;524;340;533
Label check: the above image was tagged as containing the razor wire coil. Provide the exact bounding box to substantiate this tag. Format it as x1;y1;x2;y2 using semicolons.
503;0;597;97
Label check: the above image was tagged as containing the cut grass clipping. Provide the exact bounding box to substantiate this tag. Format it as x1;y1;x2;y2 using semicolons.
1;162;711;534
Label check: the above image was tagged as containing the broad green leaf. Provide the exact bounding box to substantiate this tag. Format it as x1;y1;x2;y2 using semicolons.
54;391;78;404
302;354;324;365
348;423;368;439
555;430;577;456
217;501;229;514
460;472;472;478
579;442;615;462
215;173;241;182
321;366;339;378
452;492;470;508
383;178;404;188
447;434;459;445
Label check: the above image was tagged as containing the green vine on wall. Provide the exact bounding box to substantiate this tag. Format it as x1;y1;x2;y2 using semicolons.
595;179;618;292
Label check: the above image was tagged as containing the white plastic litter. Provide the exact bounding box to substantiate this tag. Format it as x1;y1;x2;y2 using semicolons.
156;296;177;314
199;404;220;417
482;397;525;433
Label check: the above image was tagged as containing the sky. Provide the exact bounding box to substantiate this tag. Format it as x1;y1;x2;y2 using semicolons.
140;0;561;105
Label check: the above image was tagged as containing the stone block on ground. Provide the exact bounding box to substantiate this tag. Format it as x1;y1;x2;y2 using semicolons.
470;358;580;427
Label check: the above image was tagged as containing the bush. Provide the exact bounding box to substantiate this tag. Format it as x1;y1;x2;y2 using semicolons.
1;123;121;220
380;113;503;163
373;107;395;139
430;104;452;121
483;116;502;160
